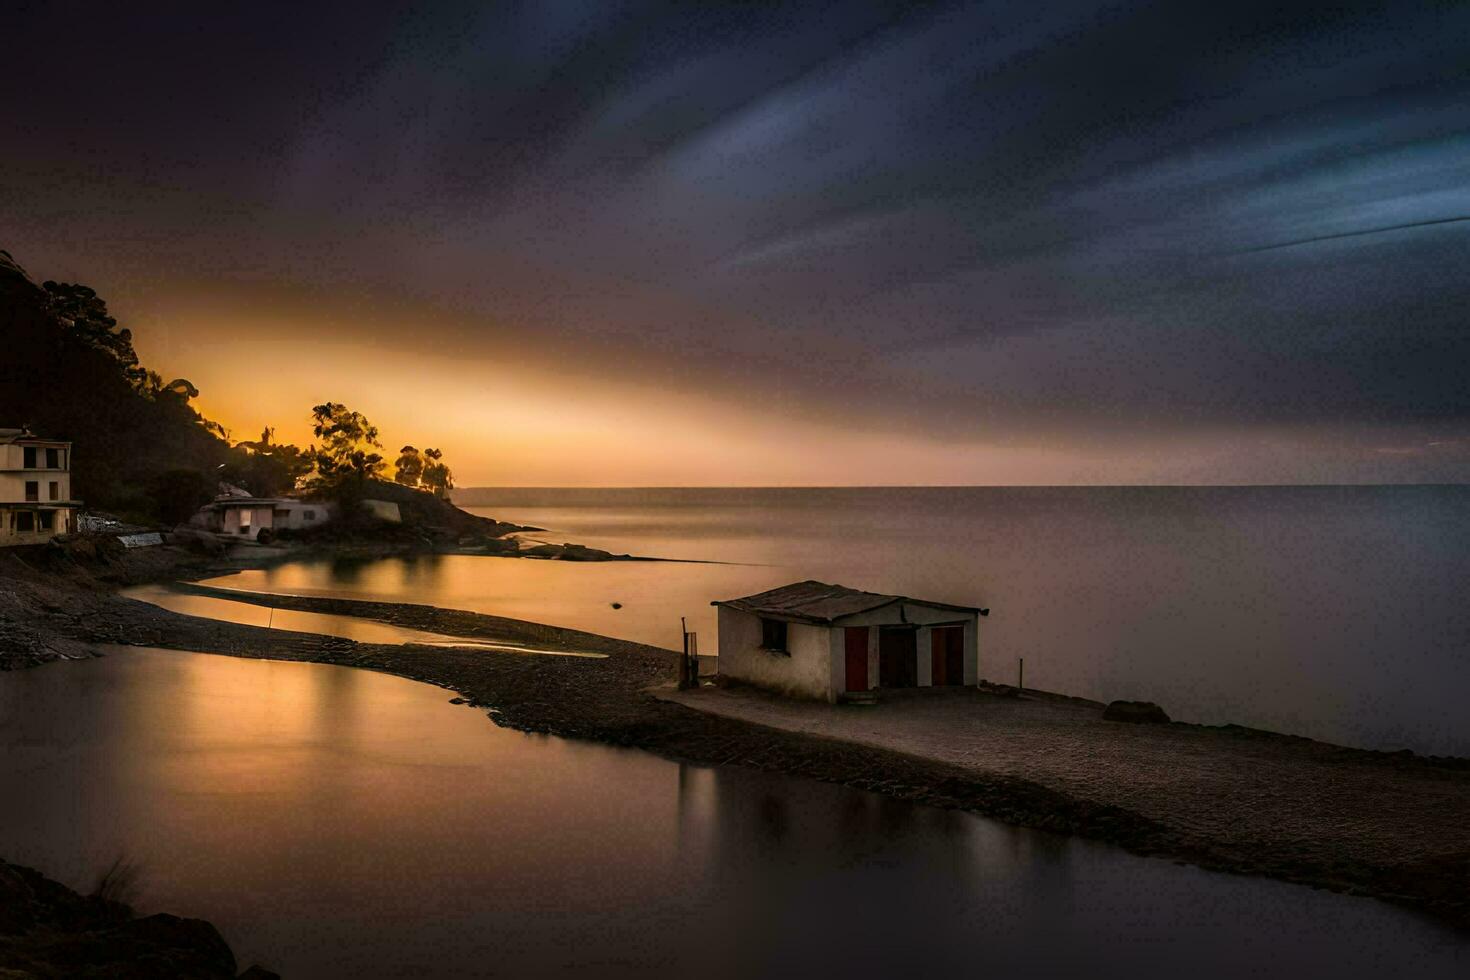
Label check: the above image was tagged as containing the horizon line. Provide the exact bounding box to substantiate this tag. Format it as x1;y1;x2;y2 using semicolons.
451;482;1470;491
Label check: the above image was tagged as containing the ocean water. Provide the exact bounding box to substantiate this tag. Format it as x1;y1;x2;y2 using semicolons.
459;485;1470;755
205;486;1470;755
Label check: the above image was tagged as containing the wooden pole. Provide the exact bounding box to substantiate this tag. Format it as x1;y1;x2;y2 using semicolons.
1018;657;1024;693
678;617;689;690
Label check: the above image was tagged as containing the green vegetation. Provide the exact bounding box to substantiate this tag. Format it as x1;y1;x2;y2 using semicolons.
0;249;454;523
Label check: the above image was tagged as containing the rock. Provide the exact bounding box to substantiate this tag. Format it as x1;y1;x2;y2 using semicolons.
0;862;38;933
610;602;622;609
1103;700;1170;724
482;536;519;555
103;912;238;971
0;857;247;978
238;966;283;979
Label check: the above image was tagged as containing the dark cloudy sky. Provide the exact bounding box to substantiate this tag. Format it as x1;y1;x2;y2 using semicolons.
5;1;1469;484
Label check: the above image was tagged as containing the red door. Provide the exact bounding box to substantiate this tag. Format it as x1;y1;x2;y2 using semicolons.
931;627;964;686
844;627;868;692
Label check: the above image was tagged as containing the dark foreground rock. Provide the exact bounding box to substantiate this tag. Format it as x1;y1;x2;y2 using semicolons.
1103;699;1171;723
0;858;271;979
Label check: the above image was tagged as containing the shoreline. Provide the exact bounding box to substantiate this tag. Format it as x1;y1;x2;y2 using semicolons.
2;544;1468;935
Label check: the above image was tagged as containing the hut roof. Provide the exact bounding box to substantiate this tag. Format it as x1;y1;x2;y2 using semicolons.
712;579;982;624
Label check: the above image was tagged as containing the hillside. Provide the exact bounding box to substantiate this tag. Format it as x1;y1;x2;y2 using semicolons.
0;249;231;517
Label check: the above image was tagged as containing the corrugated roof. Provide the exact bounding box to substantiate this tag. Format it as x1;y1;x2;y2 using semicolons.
712;579;982;624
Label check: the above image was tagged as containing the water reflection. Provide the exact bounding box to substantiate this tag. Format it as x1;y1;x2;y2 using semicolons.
122;585;607;658
0;650;1463;978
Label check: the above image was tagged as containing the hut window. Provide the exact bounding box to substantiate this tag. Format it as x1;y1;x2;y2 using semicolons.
760;618;788;652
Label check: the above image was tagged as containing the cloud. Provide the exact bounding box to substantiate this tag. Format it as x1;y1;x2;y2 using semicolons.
6;0;1470;481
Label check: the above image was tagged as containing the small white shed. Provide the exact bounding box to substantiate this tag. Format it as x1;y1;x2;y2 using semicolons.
190;496;336;541
712;580;987;702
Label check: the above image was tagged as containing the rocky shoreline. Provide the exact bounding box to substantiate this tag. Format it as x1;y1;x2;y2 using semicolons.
2;541;1468;944
0;857;275;979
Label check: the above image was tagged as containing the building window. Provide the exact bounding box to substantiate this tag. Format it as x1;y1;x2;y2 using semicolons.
303;509;315;520
23;447;36;468
45;448;60;468
760;617;788;653
49;482;59;501
16;512;34;532
38;511;53;530
24;481;38;502
239;510;252;527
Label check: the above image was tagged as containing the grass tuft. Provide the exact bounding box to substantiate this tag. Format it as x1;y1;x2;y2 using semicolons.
90;854;144;907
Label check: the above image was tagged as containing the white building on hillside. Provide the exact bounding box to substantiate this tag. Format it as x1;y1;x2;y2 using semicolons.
712;580;987;702
0;427;81;546
190;495;336;541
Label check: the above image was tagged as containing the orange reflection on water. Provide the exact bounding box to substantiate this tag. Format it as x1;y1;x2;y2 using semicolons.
122;585;606;657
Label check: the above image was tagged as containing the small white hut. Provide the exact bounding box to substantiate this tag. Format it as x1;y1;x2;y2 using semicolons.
189;495;336;541
712;580;987;702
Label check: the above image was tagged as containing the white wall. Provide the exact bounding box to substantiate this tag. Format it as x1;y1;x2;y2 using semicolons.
0;472;71;503
222;505;276;539
0;444;72;505
273;500;335;530
718;600;982;699
717;608;834;701
0;440;76;547
204;500;334;539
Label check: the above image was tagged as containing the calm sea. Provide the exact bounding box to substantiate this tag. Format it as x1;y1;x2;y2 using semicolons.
445;485;1470;756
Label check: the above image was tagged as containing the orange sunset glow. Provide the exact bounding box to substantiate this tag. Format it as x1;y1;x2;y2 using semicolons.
3;4;1469;978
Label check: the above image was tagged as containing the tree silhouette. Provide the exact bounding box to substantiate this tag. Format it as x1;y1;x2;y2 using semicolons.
43;280;144;386
309;402;384;484
394;445;424;488
421;447;454;497
0;260;236;516
230;426;312;496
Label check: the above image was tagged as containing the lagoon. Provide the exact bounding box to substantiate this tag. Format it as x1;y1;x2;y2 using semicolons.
1;648;1464;978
